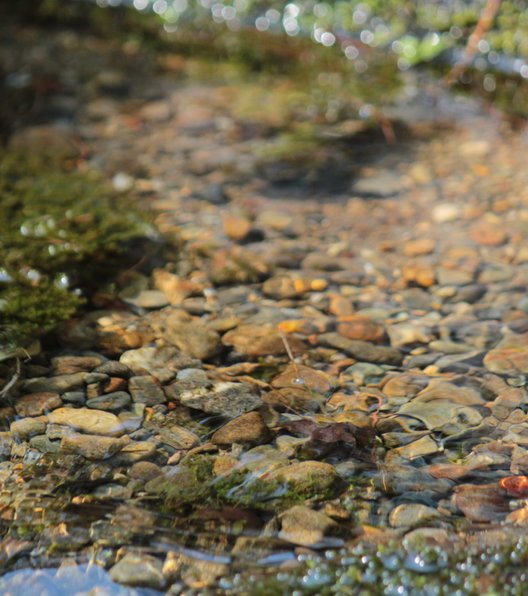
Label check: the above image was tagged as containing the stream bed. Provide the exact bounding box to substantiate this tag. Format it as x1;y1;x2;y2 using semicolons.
2;2;528;594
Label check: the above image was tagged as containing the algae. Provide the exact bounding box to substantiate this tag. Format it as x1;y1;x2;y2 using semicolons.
0;150;155;350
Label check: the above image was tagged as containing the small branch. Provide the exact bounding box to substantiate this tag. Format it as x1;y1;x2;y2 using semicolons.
444;0;502;86
0;358;21;401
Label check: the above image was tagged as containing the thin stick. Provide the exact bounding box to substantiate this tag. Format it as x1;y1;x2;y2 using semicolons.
444;0;502;86
0;358;21;400
278;328;295;362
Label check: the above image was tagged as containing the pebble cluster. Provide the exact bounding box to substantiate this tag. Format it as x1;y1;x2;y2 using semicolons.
2;19;528;594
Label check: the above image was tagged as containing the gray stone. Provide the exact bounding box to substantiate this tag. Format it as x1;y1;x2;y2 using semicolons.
21;373;88;394
319;332;403;365
110;552;166;590
179;381;262;417
129;376;166;406
86;391;131;412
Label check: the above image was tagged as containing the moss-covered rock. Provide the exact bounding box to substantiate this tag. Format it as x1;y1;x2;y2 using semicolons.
0;148;155;351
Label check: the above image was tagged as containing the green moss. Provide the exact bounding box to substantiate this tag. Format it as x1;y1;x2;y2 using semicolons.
0;150;155;350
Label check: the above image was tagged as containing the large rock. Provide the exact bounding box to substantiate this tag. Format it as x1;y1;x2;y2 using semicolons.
279;505;343;547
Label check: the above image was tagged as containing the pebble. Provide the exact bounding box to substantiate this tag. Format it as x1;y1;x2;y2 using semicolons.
154;311;222;360
60;432;130;460
222;324;305;357
211;411;270;446
336;316;386;343
179;381;262;417
388;503;441;528
14;392;62;417
268;461;337;493
10;417;47;440
319;332;403;365
110;553;166;590
125;290;169;309
120;346;196;383
128;461;163;481
484;332;528;374
279;505;342;547
86;391;131;412
21;372;88;394
128;376;166;406
47;407;126;437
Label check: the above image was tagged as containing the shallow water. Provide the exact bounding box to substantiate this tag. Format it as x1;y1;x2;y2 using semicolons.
2;1;528;594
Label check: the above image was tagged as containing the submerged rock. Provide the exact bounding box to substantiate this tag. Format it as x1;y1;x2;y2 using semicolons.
47;407;126;437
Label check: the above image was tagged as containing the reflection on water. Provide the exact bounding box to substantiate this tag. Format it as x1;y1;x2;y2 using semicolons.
0;563;161;596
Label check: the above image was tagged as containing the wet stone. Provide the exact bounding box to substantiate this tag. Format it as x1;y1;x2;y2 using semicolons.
484;332;528;375
388;503;441;528
14;392;62;417
319;332;403;365
51;355;104;375
21;372;88;394
0;433;14;459
154;311;222;360
211;411;270;446
86;391;131;412
125;290;169;309
268;461;337;494
179;381;262;417
29;435;60;454
94;361;132;378
110;552;166;590
158;425;200;450
10;417;47;440
61;391;86;405
279;505;343;548
60;432;130;460
47;407;126;437
120;346;197;383
128;376;166;406
128;461;163;481
222;324;305;357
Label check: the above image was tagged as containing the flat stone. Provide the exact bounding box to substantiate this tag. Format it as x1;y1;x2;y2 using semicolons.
279;505;343;547
51;355;104;375
212;411;270;446
158;425;200;449
470;220;507;246
21;373;88;394
387;323;433;347
388;503;441;528
60;432;129;460
29;435;60;454
222;324;305;357
47;407;125;437
154;312;222;360
113;440;158;464
126;290;169;309
271;363;336;394
14;392;62;417
268;461;337;493
319;333;403;365
337;316;385;343
93;361;132;378
128;376;166;406
453;483;509;522
86;391;131;412
180;381;262;417
120;346;197;383
394;435;441;459
484;332;528;375
10;417;47;440
110;552;166;590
